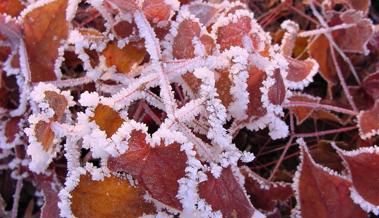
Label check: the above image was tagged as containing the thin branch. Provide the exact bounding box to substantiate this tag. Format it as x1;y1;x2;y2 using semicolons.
294;125;357;138
283;101;357;116
268;136;294;181
11;178;23;218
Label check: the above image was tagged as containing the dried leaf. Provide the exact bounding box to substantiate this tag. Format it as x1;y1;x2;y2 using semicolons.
357;101;379;139
0;14;22;47
0;0;24;17
198;167;261;218
247;65;267;117
142;0;173;22
34;120;55;151
108;131;187;209
103;41;146;74
44;91;68;121
172;19;201;59
336;146;379;211
241;166;293;212
23;0;69;82
71;174;156;218
268;70;286;106
5;116;21;143
92;104;124;138
293;141;367;218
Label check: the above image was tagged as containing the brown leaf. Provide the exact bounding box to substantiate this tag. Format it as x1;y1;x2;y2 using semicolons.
71;174;156;218
309;140;345;172
23;0;69;82
44;91;68;122
34;121;55;151
142;0;173;22
293;141;367;218
92;104;124;138
5;116;21;143
357;101;379;139
103;41;146;74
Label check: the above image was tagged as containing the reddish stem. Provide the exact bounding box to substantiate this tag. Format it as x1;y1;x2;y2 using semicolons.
283;101;357;116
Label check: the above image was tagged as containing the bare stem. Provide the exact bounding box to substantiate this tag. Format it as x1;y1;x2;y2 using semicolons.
294;125;357;138
268;136;294;181
283;101;357;116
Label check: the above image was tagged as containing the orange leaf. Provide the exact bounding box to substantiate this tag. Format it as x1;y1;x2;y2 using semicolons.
71;175;156;218
92;104;124;138
246;65;267;117
103;41;146;75
23;0;69;82
0;0;24;17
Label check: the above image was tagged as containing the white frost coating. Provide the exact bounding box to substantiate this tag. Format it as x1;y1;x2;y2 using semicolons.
193;37;206;57
79;91;100;107
193;67;233;153
134;11;161;61
175;98;205;124
280;20;299;57
19;0;56;19
66;0;81;21
223;47;249;120
164;0;180;11
350;187;379;215
268;116;289;140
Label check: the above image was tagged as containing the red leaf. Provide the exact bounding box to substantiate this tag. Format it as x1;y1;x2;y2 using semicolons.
23;0;69;82
336;145;379;213
5;116;21;143
108;131;187;209
285;57;318;89
268;70;286;106
362;71;379;100
198;167;263;218
241;166;293;212
34;175;60;218
357;101;379;139
172;19;201;59
142;0;173;22
332;10;374;54
293;140;367;218
246;65;267;117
